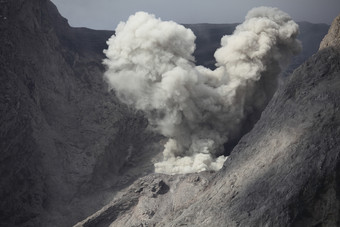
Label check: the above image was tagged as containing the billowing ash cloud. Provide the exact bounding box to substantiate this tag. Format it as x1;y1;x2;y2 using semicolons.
103;7;301;174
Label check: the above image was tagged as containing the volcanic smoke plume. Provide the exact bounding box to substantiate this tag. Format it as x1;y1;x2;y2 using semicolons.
103;7;301;174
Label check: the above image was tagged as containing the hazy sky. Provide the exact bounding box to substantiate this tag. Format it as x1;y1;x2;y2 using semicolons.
51;0;340;30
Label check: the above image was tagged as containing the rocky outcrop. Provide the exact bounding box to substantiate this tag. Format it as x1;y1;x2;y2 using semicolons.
0;1;333;226
320;14;340;50
75;15;340;227
0;0;159;226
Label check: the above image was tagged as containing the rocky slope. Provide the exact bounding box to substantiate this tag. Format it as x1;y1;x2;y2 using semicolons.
75;15;340;227
0;1;160;226
0;1;333;226
320;15;340;50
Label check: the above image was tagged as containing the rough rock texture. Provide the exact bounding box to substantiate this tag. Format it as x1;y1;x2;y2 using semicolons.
0;1;160;226
75;15;340;227
74;173;215;227
0;1;332;226
320;14;340;50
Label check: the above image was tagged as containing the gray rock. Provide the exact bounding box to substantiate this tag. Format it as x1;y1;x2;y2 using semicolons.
320;14;340;50
0;0;334;226
75;14;340;227
0;0;159;226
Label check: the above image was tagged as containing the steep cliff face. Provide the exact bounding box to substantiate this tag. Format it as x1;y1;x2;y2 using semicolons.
0;1;159;226
75;15;340;227
320;14;340;50
0;1;333;226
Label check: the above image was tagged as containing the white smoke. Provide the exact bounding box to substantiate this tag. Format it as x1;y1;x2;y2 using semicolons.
103;7;301;175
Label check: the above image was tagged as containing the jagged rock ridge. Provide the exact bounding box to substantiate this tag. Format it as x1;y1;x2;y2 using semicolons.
75;15;340;227
320;14;340;50
0;0;333;226
0;0;159;226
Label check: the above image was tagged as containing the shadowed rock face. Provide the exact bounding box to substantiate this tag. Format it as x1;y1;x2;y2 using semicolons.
0;0;160;226
0;0;333;226
75;15;340;227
